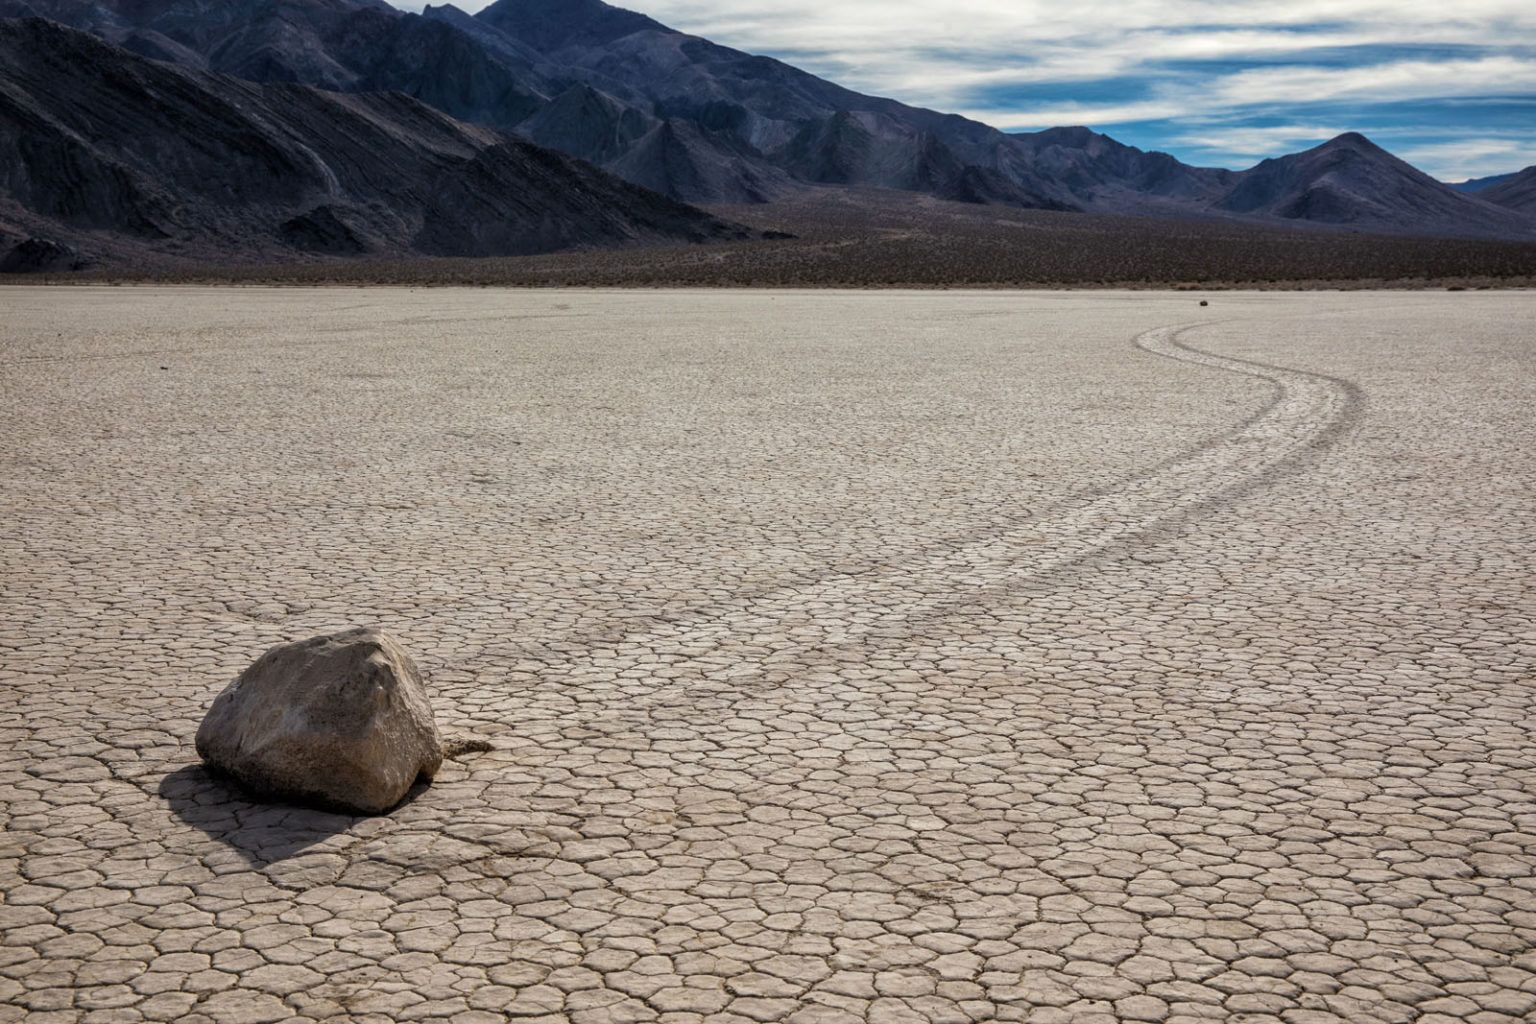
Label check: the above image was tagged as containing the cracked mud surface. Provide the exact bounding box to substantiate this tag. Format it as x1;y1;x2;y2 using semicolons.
2;288;1533;1024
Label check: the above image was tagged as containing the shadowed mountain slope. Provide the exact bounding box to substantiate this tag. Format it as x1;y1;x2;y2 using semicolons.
1449;172;1518;194
0;18;744;265
1008;127;1234;210
608;119;794;204
1216;134;1532;238
1480;167;1536;213
470;0;1082;207
2;0;1530;240
517;82;653;165
0;0;1092;209
0;0;551;126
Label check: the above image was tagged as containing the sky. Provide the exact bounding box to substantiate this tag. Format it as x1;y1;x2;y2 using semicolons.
411;0;1536;180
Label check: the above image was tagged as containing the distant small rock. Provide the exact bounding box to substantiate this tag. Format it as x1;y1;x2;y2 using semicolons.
0;238;88;274
1200;300;1209;306
195;628;445;815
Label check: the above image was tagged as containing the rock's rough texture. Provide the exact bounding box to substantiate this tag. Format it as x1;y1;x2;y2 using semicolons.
195;628;444;815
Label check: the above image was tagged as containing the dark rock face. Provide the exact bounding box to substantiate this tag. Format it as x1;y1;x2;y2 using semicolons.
608;119;792;204
0;237;87;273
780;112;879;186
410;138;749;252
0;18;743;263
279;206;369;255
519;83;656;166
196;629;443;816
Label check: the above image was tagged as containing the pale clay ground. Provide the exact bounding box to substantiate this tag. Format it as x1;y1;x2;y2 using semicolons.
1;288;1533;1024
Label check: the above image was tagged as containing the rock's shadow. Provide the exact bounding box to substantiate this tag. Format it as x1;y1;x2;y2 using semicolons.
158;763;393;867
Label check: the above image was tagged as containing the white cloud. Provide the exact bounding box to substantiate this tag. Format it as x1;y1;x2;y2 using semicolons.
1396;137;1536;180
431;2;1536;97
1169;124;1348;166
1205;57;1536;108
953;56;1536;130
954;101;1191;132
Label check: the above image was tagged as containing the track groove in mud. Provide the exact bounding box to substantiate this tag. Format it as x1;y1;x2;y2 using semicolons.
533;320;1359;700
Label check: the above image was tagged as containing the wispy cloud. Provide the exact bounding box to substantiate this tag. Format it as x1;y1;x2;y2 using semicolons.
1396;137;1536;181
405;0;1536;177
1206;57;1536;107
1172;125;1346;154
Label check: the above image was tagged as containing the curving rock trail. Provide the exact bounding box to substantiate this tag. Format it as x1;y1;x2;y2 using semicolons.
529;320;1361;713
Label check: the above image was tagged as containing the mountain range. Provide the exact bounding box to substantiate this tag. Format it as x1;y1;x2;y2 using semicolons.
1464;167;1536;214
1450;172;1519;194
1;0;1533;269
0;17;745;267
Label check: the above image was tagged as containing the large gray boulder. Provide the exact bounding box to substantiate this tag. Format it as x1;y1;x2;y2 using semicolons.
196;628;445;815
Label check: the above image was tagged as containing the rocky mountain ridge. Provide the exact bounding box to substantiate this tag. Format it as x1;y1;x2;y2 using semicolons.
2;0;1531;257
0;17;746;267
1480;167;1536;214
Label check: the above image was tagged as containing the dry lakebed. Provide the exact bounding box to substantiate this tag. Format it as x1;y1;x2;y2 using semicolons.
1;287;1533;1024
